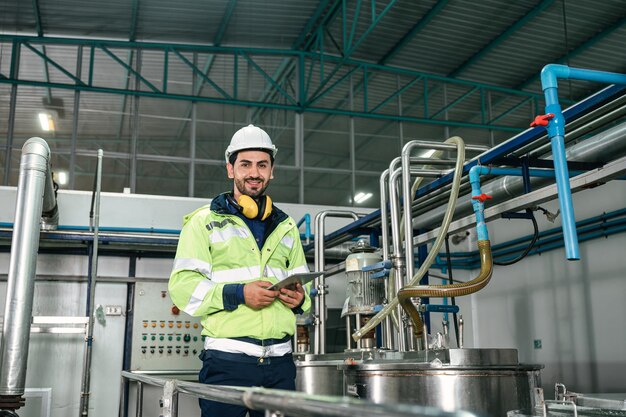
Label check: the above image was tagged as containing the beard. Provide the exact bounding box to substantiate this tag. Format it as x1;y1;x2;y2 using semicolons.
234;176;270;199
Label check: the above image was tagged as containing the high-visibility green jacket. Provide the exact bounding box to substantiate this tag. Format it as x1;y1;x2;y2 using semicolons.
169;193;311;340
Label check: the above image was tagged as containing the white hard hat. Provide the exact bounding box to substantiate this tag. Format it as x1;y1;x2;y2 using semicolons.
225;124;278;163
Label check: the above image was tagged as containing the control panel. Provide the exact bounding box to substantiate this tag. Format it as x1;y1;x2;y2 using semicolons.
130;281;204;371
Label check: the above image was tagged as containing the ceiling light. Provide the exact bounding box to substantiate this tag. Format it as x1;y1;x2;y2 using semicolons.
56;171;68;186
420;149;436;158
38;112;55;132
354;192;373;204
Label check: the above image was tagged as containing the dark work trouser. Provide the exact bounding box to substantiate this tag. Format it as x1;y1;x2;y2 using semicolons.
198;349;296;417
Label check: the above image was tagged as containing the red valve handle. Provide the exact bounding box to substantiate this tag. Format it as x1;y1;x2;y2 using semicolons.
472;193;493;203
530;113;555;127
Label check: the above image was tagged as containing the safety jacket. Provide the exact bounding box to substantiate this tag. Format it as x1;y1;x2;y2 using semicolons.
169;193;311;341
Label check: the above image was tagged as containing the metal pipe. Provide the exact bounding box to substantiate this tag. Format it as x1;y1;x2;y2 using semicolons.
121;372;479;417
313;210;360;354
401;140;463;293
0;138;56;409
136;381;143;417
378;168;394;349
388;167;408;351
79;149;103;417
414;121;626;230
354;138;466;345
379;169;391;261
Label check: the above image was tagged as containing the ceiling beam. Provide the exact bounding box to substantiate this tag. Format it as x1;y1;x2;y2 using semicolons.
250;0;343;123
116;0;141;141
31;0;43;37
293;0;333;50
378;0;449;65
169;0;238;145
129;0;140;42
447;0;555;78
515;15;626;90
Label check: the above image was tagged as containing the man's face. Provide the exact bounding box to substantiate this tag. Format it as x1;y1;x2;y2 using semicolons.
227;150;274;199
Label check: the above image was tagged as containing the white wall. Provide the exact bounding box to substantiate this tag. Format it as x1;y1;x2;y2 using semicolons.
460;180;626;393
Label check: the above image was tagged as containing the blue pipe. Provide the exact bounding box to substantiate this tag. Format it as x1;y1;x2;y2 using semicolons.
435;214;626;269
0;222;181;235
539;64;626;260
296;213;311;241
468;165;585;243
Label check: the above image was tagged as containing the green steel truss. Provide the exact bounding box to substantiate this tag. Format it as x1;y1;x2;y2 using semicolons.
0;35;545;132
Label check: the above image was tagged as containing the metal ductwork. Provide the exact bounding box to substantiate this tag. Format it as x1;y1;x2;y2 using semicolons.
0;137;57;411
414;121;626;230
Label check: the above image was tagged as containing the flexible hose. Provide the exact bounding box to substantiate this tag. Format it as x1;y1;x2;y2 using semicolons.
399;240;493;337
386;146;451;330
353;136;466;342
494;209;539;266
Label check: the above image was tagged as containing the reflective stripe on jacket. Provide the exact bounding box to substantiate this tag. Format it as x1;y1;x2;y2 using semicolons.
168;193;311;340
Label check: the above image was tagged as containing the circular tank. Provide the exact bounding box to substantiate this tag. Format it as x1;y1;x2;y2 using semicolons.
340;348;542;417
295;353;346;396
296;349;543;416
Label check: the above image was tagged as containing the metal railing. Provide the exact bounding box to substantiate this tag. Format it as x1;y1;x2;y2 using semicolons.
120;371;480;417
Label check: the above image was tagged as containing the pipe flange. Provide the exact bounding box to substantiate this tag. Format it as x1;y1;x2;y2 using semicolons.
0;394;25;411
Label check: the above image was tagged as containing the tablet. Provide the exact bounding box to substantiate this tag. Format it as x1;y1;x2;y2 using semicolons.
267;272;323;291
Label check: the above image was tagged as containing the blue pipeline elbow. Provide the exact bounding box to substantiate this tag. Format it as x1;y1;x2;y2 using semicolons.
541;64;570;90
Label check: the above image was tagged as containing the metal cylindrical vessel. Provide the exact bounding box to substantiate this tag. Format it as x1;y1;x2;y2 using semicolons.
295;353;346;396
1;138;54;405
341;349;542;417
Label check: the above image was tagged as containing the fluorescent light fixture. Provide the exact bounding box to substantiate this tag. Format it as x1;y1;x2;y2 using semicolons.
420;149;437;158
38;112;55;132
57;171;68;186
354;192;373;204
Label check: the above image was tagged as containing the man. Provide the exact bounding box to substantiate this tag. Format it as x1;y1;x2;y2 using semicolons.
169;124;310;417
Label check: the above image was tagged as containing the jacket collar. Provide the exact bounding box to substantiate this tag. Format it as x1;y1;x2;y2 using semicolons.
210;192;288;228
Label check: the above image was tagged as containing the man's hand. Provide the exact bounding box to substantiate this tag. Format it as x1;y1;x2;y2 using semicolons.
278;282;305;309
243;281;279;309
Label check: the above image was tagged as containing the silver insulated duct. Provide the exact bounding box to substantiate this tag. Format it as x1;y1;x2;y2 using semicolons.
0;137;58;411
414;121;626;230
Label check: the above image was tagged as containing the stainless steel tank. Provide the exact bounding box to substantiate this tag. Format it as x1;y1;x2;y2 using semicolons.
295;353;347;396
295;349;401;396
340;348;542;417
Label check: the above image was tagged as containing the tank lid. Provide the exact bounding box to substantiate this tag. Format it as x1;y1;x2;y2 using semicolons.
349;239;376;253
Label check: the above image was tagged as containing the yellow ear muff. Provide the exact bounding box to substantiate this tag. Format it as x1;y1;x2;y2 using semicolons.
259;195;272;221
237;195;259;219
